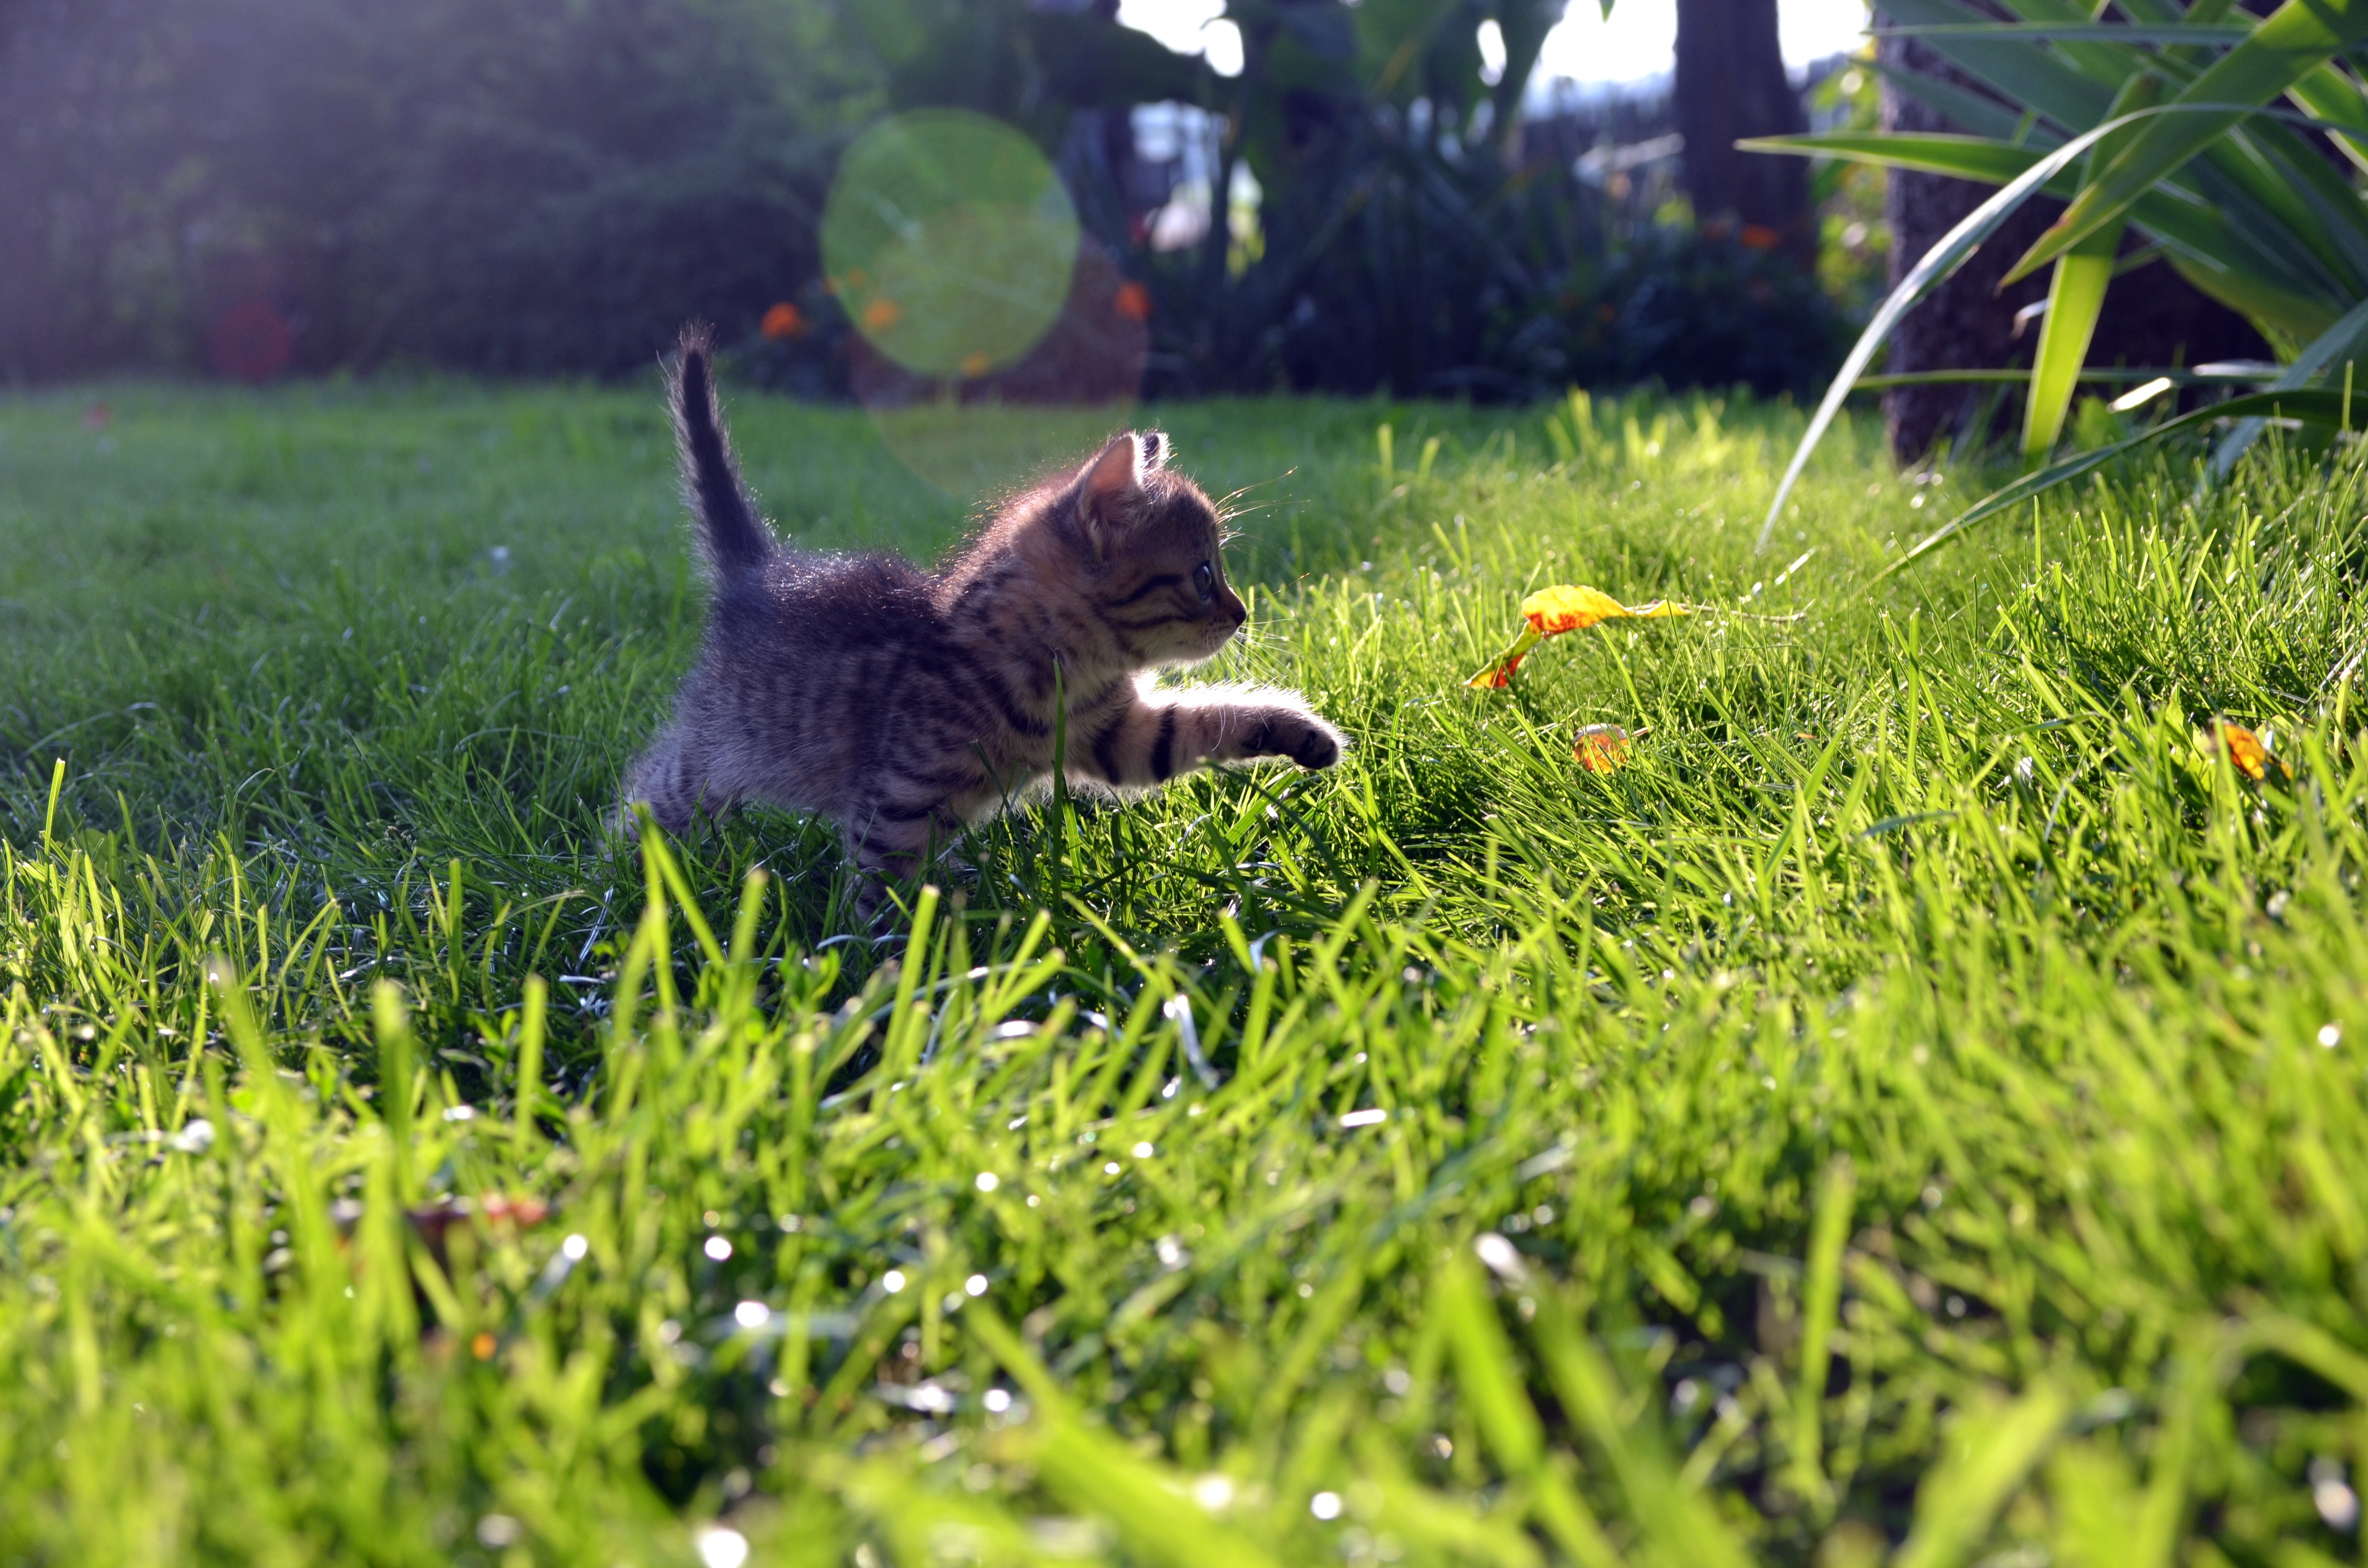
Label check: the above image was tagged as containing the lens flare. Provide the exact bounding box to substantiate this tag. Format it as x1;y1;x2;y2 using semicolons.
825;110;1147;500
824;110;1079;380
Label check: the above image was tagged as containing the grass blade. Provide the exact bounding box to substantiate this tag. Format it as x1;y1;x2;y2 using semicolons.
1891;1383;2072;1568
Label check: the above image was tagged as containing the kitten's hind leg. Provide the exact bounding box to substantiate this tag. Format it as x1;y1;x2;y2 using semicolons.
623;734;734;836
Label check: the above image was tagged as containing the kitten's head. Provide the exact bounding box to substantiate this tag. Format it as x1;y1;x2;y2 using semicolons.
1063;431;1246;667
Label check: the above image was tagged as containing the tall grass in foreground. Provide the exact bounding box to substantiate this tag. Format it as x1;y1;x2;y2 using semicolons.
2;383;2367;1564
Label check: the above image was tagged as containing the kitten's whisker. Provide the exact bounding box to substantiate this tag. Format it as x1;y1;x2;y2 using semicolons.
1215;467;1295;513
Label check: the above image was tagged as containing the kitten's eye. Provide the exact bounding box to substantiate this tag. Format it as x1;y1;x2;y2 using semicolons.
1194;562;1215;600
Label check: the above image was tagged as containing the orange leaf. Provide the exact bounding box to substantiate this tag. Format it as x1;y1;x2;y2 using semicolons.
2220;722;2269;782
1573;723;1633;773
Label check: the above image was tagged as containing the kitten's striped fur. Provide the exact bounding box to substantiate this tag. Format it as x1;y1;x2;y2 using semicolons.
624;328;1344;909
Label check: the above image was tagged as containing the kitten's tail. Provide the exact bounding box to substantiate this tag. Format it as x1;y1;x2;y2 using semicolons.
669;325;775;580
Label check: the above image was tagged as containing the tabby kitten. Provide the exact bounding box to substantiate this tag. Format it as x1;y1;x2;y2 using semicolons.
623;329;1344;907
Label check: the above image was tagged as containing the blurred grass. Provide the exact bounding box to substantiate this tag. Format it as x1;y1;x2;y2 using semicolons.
2;377;2366;1566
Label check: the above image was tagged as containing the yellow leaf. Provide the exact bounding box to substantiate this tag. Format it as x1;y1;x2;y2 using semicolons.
1467;584;1690;688
1521;584;1690;635
1464;624;1541;690
1465;582;1796;693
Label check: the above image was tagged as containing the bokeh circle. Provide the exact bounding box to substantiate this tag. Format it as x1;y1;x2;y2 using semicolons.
822;110;1150;502
823;109;1081;380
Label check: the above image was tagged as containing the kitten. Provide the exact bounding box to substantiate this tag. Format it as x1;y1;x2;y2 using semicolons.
623;328;1344;910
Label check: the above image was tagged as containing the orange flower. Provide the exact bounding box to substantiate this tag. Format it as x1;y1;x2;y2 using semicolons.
1739;223;1783;251
1573;723;1633;773
862;296;902;331
1113;281;1153;322
960;351;990;379
2220;722;2269;782
760;302;804;341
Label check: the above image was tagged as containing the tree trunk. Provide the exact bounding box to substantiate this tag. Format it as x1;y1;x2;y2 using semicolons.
1673;0;1814;266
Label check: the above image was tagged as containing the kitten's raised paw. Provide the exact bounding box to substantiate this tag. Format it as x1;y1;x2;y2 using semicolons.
1261;713;1342;770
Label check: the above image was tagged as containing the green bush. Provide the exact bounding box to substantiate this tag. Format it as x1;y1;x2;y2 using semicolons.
0;0;870;380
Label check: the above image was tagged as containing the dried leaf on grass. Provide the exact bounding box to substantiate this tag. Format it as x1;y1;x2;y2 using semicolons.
1465;583;1798;689
2218;721;2270;782
1572;724;1634;773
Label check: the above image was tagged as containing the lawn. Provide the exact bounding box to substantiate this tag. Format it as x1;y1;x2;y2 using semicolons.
3;377;2365;1567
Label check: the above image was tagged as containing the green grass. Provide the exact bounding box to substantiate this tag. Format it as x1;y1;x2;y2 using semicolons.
3;377;2367;1567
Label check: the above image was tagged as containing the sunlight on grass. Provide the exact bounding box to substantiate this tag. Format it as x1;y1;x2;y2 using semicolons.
2;381;2366;1564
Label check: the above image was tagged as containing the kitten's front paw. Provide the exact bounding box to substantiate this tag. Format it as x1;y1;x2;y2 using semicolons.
1263;712;1344;770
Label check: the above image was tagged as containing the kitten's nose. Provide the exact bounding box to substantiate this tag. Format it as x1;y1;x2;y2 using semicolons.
1221;589;1247;626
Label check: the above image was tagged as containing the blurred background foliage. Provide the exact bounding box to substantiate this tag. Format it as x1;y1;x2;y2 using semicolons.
0;0;1862;398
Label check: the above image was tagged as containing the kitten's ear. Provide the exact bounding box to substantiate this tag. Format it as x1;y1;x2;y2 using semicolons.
1075;432;1151;554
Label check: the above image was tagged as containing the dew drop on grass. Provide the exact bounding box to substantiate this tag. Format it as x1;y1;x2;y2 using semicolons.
1131;1142;1154;1159
704;1236;732;1261
1310;1491;1344;1520
1193;1474;1235;1511
734;1300;769;1329
983;1388;1013;1413
695;1525;750;1568
561;1234;588;1261
2321;1023;2343;1049
965;1274;988;1296
974;1172;999;1192
1473;1233;1526;1282
882;1269;906;1294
